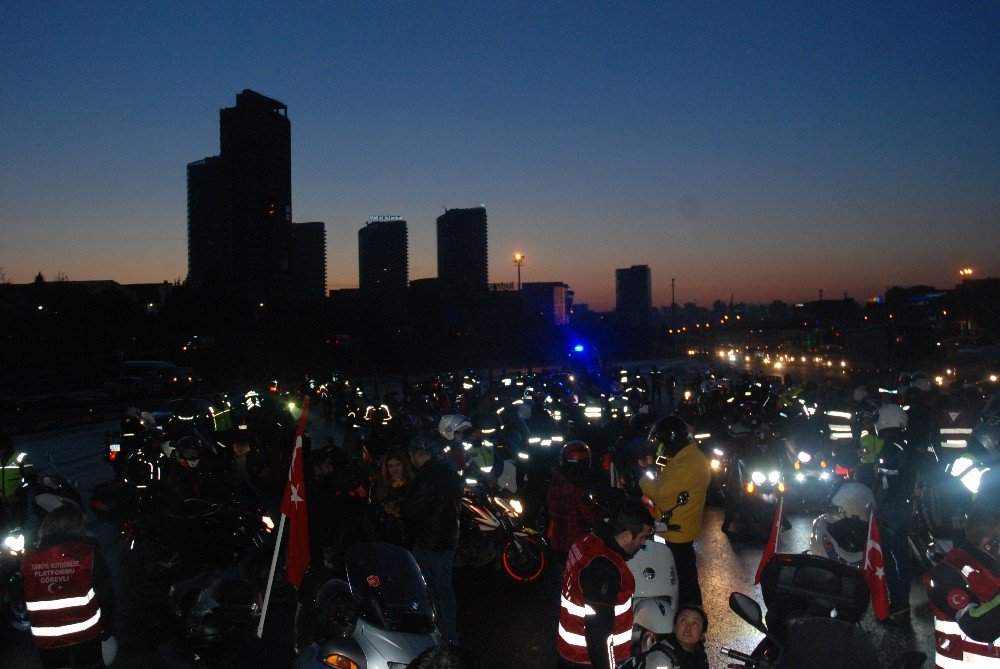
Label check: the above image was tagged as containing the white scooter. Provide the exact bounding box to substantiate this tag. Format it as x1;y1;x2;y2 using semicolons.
630;492;687;652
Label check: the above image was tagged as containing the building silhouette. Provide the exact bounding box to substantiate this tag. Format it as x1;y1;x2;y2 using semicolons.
522;282;570;325
187;89;320;303
358;218;408;293
436;206;488;291
291;222;327;300
616;265;652;322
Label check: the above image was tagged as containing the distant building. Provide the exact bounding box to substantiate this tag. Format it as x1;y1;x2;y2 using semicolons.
615;265;652;322
291;222;327;300
358;218;408;292
187;89;316;303
522;282;570;325
437;206;488;291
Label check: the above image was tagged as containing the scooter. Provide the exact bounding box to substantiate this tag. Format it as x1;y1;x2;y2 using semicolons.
294;543;441;669
630;491;687;652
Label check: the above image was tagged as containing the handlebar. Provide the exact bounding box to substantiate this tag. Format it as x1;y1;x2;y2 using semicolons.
720;647;753;663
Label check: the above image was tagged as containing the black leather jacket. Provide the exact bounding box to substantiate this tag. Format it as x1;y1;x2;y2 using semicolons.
400;456;461;551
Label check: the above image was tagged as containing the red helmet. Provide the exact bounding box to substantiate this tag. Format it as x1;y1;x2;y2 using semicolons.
560;440;592;472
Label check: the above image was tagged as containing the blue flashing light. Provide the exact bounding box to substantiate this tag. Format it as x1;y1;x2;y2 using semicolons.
573;345;585;353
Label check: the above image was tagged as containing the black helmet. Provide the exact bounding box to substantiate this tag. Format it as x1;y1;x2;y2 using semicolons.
628;412;657;436
313;579;358;641
560;440;592;479
175;435;202;467
648;416;690;458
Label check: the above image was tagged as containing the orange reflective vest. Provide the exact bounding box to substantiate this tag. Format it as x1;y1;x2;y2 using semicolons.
22;541;103;649
557;532;634;665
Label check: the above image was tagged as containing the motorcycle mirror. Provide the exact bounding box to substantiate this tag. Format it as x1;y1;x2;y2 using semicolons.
675;491;690;506
729;592;768;636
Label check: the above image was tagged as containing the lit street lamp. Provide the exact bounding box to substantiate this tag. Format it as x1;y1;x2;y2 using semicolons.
959;267;974;277
513;253;525;290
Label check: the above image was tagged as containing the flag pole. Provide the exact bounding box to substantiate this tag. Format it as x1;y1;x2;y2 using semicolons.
257;513;287;638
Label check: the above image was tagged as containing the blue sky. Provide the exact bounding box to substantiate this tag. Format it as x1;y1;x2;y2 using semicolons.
2;2;997;309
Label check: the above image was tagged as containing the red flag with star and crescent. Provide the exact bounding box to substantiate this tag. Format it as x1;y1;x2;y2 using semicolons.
281;397;310;589
754;495;784;584
864;513;891;620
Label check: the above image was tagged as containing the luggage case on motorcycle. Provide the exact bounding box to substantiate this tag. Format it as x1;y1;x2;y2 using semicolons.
759;553;869;640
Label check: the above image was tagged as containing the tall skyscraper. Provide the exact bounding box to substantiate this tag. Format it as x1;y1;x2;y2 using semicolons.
187;89;313;303
291;222;327;300
616;265;652;322
436;206;488;291
358;217;408;292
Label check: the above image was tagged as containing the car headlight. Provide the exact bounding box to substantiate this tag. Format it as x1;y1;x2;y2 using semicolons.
751;471;766;485
3;533;25;555
797;451;812;463
768;471;780;485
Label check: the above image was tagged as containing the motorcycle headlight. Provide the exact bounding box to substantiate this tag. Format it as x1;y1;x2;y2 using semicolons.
261;515;275;532
3;533;25;555
951;457;975;478
510;499;523;515
768;471;780;485
797;451;812;463
959;467;987;494
751;471;766;485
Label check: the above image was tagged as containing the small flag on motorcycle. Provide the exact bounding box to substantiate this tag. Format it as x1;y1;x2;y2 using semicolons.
754;496;784;585
864;514;891;620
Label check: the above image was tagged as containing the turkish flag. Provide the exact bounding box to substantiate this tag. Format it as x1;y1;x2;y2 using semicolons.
864;514;891;620
754;496;784;584
281;397;311;589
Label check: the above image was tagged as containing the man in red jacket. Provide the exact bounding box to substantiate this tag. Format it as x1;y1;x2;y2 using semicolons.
924;502;1000;668
558;498;654;669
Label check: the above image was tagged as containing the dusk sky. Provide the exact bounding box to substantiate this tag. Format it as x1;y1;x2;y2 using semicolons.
2;3;998;310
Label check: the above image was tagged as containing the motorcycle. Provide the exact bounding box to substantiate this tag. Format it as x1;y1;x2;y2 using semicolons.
720;555;925;668
630;492;687;652
454;474;548;582
122;496;279;601
722;429;786;539
1;497;29;631
31;455;85;519
294;542;441;669
809;482;874;567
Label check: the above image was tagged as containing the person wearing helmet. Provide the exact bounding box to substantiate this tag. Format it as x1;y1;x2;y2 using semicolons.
856;412;884;488
160;434;223;511
639;417;710;606
873;403;914;619
924;502;1000;668
0;429;35;525
437;414;474;472
546;441;600;563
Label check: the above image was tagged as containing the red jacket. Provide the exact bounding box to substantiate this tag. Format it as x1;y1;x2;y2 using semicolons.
558;531;635;666
22;541;104;649
925;545;1000;668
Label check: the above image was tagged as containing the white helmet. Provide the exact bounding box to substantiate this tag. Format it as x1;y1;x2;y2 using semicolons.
875;403;908;433
831;482;874;519
810;514;867;566
438;415;472;441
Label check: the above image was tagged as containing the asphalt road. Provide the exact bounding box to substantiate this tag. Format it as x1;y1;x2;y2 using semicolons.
2;404;936;669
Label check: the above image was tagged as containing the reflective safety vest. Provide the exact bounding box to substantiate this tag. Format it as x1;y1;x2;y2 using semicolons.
557;532;635;665
859;432;884;465
22;541;103;649
1;451;31;497
929;550;1000;669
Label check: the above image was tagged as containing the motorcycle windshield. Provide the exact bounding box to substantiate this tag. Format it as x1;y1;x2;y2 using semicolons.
345;542;436;635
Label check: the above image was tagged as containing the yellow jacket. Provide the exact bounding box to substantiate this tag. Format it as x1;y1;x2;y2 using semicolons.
639;443;711;542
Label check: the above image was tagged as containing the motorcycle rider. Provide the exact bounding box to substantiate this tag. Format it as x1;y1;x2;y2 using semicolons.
1;429;35;524
437;414;473;472
924;502;1000;668
400;436;461;644
21;503;117;669
639;416;710;606
722;403;770;534
872;403;915;618
557;498;655;669
547;441;600;564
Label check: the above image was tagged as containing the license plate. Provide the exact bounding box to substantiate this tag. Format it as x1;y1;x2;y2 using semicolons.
109;444;121;453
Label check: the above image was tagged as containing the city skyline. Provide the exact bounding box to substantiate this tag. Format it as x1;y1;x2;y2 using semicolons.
2;4;998;310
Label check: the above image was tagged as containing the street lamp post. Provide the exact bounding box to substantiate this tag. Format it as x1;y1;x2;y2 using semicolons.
513;253;525;290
